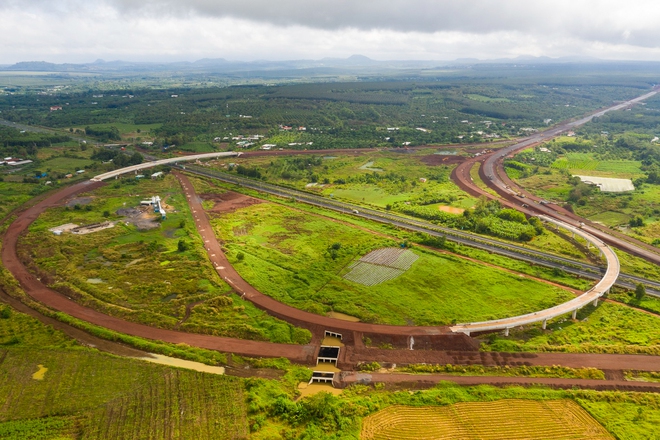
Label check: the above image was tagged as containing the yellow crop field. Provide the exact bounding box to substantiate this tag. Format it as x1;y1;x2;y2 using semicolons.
361;399;613;440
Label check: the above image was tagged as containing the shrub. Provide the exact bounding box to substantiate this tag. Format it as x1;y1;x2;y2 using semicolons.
358;361;381;372
635;283;647;301
0;306;11;319
177;239;190;252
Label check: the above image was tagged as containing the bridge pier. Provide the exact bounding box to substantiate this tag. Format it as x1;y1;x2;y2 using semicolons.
542;319;547;330
592;298;599;307
504;327;510;336
572;309;578;320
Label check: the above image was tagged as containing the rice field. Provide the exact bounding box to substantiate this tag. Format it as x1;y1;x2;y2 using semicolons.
361;399;613;440
343;248;419;286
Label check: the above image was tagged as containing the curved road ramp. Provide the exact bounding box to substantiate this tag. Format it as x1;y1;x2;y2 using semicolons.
90;151;618;340
451;216;620;336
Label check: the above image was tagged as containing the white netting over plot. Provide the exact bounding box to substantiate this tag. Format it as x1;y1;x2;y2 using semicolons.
343;248;419;286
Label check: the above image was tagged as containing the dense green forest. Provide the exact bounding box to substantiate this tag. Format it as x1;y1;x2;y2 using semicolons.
0;77;652;151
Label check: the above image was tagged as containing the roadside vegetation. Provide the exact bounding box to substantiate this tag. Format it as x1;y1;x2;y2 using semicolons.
400;363;606;380
608;288;660;315
484;302;660;355
206;152;587;257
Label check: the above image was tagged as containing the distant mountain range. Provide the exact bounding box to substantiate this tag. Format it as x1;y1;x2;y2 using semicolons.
0;54;623;75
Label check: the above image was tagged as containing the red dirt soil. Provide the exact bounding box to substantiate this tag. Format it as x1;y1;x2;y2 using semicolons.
200;191;262;214
420;154;467;166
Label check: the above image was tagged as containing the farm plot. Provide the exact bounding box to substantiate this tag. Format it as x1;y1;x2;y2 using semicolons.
0;348;248;440
361;399;613;440
84;369;247;440
343;248;419;286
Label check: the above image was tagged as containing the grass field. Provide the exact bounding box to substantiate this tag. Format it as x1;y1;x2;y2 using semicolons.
193;175;593;291
213;150;477;210
361;400;613;440
21;174;310;344
466;94;511;103
326;186;413;207
75;122;162;138
40;156;93;173
551;153;644;177
0;182;49;219
212;202;575;325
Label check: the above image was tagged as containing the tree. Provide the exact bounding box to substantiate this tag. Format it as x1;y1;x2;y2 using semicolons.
629;216;645;228
177;239;189;252
635;283;647;301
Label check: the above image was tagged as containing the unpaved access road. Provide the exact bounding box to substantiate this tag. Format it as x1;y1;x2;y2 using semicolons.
1;179;316;363
340;372;660;393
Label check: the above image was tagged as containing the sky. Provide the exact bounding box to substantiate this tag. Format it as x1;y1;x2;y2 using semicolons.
2;0;660;64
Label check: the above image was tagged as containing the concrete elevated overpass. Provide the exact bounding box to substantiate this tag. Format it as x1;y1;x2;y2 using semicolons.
451;216;620;335
91;152;240;182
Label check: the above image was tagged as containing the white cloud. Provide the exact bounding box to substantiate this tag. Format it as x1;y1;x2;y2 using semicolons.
2;1;660;63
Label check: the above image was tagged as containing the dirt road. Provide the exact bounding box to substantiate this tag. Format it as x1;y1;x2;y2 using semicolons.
1;180;316;363
340;371;660;392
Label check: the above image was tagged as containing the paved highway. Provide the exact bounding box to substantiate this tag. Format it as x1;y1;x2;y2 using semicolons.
479;89;660;266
